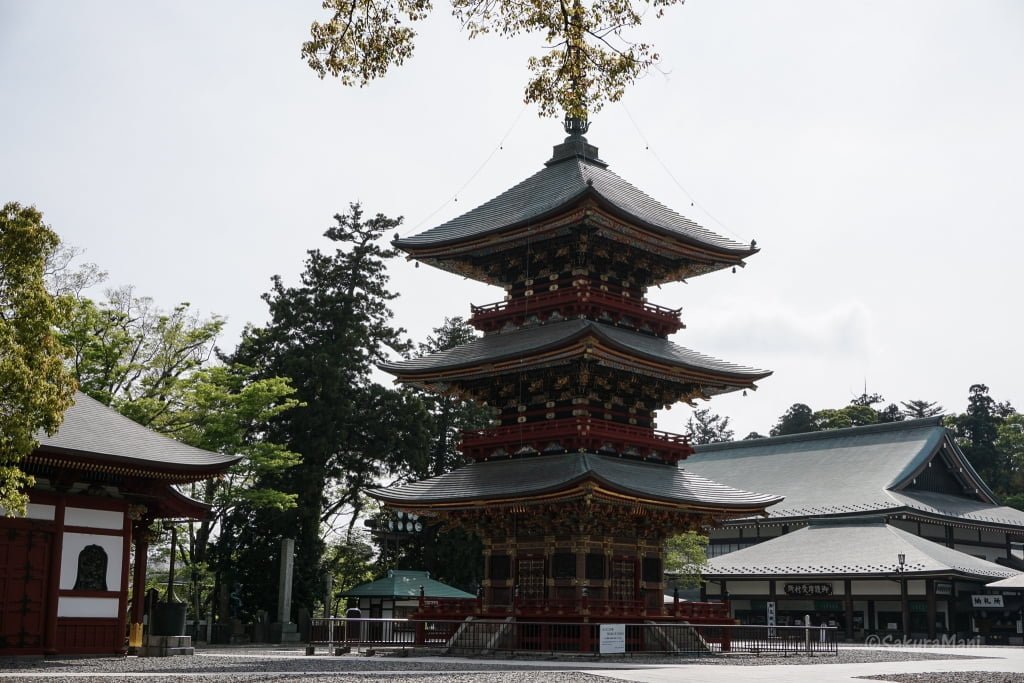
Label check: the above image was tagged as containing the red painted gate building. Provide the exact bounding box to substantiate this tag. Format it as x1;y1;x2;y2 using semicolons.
0;392;238;655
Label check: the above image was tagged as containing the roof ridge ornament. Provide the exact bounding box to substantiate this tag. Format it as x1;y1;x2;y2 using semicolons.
564;116;590;136
546;116;607;168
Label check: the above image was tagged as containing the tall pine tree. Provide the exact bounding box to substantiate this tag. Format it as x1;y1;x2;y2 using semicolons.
229;204;431;617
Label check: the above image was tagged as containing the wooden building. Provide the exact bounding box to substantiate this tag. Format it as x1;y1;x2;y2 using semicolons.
370;120;780;622
342;570;474;620
0;392;238;655
683;419;1024;642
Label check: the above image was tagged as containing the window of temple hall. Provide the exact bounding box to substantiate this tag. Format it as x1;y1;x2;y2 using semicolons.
517;558;545;600
552;552;576;579
585;553;607;580
610;559;635;602
489;555;511;581
73;544;108;591
642;558;662;583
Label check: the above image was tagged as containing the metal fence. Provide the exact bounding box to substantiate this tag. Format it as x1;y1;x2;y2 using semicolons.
307;618;838;656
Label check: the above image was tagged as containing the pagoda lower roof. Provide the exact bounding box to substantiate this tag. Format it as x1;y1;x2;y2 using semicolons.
395;148;755;268
368;452;783;513
380;319;770;390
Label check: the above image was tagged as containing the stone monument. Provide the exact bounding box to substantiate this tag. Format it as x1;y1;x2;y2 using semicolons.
270;538;301;643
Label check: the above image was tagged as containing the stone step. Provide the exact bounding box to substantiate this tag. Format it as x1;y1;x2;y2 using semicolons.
145;635;192;647
138;645;195;657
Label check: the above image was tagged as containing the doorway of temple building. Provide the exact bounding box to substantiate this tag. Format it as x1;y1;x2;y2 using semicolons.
0;527;52;654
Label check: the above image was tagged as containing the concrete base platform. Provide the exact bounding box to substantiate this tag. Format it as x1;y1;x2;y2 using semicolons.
138;634;194;657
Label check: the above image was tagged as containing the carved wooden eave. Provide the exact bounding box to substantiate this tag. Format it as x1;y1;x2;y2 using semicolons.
400;200;751;287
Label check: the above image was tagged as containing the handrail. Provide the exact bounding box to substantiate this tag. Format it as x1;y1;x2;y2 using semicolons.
462;417;690;446
306;617;841;656
472;288;681;318
460;417;693;464
469;285;683;334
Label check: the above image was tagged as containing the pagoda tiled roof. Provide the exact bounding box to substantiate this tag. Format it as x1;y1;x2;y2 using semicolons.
685;419;1024;529
380;318;770;386
30;391;241;478
368;452;783;511
705;518;1020;579
395;137;755;258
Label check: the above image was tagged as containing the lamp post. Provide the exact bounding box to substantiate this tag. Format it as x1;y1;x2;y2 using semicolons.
896;553;908;636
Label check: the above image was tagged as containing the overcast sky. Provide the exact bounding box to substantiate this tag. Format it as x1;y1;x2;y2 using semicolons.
2;1;1022;439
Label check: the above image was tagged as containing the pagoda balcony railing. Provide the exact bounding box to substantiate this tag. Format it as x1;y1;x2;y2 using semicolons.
460;417;692;465
470;285;682;336
496;406;652;428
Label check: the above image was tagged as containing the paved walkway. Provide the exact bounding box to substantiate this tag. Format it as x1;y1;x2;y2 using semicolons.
2;645;1022;681
584;646;1024;682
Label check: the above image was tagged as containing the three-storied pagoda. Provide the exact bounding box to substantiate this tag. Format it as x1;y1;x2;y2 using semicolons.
371;120;781;621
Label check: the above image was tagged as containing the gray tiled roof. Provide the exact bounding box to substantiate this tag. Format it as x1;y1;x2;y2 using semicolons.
395;140;754;256
34;391;241;473
381;319;770;383
987;574;1024;589
368;453;783;510
706;518;1021;579
685;419;1023;527
889;490;1024;527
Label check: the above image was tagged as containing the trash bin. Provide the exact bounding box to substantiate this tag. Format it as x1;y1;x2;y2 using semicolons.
151;602;187;636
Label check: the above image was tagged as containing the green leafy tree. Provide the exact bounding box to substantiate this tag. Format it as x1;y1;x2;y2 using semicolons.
56;273;301;620
377;317;489;590
685;406;734;445
901;399;944;419
848;391;902;424
813;404;878;430
303;0;686;118
59;288;224;421
230;203;433;615
323;530;376;615
0;202;76;515
996;414;1024;509
664;531;709;589
168;364;302;623
948;384;1015;495
410;317;490;479
770;403;817;437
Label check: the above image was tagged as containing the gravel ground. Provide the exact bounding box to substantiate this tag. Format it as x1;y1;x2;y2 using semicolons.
858;674;1024;683
0;646;996;682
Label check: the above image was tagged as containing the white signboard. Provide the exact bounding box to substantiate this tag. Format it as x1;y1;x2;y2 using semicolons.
971;594;1004;608
599;623;626;654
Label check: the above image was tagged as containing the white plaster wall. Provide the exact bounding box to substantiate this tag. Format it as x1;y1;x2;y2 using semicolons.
954;543;1002;562
980;529;1005;545
0;503;56;520
65;506;123;530
57;596;119;618
851;579;900;595
60;532;123;591
723;580;771;594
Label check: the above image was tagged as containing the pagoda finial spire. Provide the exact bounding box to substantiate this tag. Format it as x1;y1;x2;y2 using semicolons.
563;115;590;137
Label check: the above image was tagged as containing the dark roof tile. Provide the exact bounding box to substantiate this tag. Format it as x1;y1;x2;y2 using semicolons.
369;453;783;510
35;391;240;472
381;319;769;382
396;150;754;256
